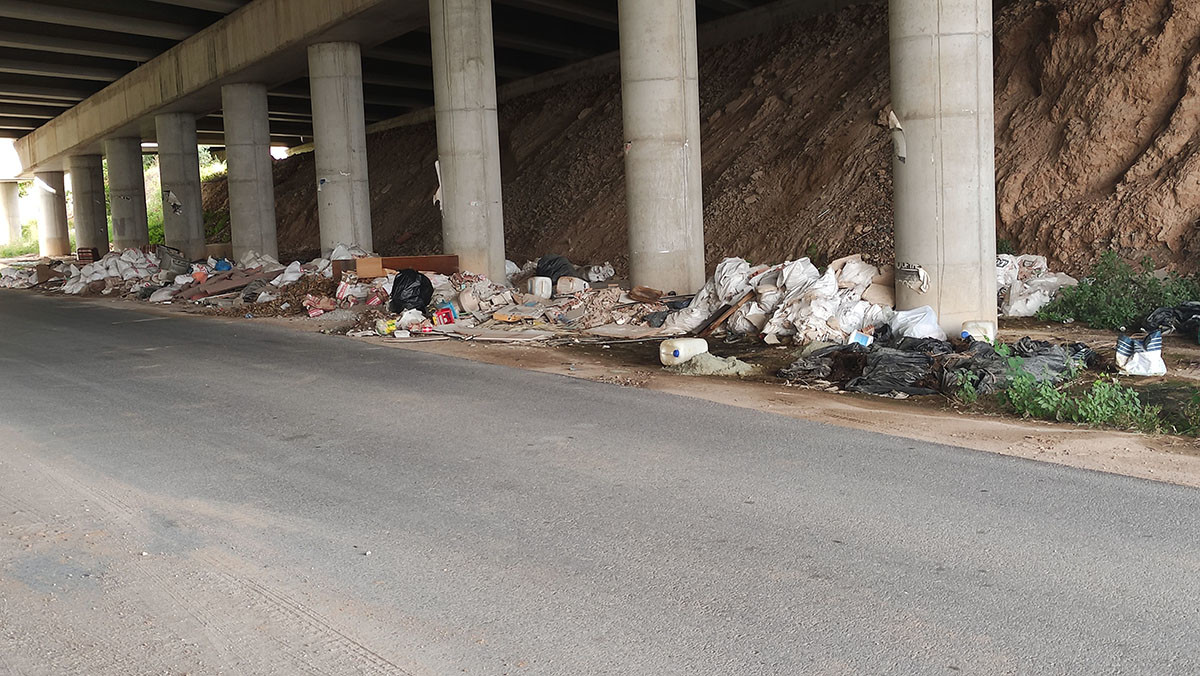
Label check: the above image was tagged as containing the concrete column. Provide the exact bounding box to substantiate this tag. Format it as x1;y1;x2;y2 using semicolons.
221;83;278;262
889;0;997;334
68;155;109;255
429;0;507;281
307;42;372;254
34;171;69;257
104;137;149;250
155;113;206;260
618;0;705;295
0;182;18;245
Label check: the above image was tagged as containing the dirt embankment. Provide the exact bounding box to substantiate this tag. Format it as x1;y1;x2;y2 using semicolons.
203;0;1200;276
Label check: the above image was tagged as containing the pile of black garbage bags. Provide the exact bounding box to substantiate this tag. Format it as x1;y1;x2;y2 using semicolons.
779;326;1099;397
1143;302;1200;340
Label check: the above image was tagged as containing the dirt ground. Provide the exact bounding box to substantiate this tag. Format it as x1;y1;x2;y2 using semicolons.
40;291;1200;490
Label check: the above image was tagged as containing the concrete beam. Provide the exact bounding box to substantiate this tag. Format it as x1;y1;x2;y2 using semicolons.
366;48;535;80
0;82;90;102
491;33;596;60
361;72;434;90
699;0;754;11
0;58;130;83
0;104;63;119
0;1;196;41
0;29;160;62
271;84;430;109
0;118;39;131
495;0;619;29
0;97;73;109
151;0;246;12
15;0;426;174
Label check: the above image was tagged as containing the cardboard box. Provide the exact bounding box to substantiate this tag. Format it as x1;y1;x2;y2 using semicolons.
333;255;459;281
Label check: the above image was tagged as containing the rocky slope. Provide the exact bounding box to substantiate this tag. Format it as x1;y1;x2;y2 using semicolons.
202;0;1200;276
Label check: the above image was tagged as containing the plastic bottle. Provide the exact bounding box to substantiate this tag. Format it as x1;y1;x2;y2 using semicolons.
659;338;709;366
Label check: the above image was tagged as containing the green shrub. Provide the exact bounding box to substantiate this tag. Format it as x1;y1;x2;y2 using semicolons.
1037;252;1200;330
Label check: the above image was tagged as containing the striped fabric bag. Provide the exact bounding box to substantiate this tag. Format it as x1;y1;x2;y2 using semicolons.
1116;330;1166;376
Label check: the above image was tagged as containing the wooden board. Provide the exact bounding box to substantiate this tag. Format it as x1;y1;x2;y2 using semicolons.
695;291;754;337
332;255;459;280
180;269;279;300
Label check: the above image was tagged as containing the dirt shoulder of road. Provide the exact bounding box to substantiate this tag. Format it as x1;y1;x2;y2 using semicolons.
27;290;1200;488
368;336;1200;488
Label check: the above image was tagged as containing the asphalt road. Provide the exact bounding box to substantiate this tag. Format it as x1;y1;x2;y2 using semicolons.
1;291;1197;675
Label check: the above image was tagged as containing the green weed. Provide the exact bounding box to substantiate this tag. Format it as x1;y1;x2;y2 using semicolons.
1037;252;1200;330
999;350;1165;433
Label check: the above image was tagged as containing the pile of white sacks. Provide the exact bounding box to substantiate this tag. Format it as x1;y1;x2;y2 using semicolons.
0;266;37;288
996;254;1077;317
665;255;914;343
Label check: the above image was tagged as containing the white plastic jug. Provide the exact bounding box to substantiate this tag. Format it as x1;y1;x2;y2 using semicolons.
556;276;589;295
659;338;709;366
961;320;996;343
526;276;552;299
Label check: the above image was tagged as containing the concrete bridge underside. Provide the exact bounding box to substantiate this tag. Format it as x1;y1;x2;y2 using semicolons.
3;0;998;334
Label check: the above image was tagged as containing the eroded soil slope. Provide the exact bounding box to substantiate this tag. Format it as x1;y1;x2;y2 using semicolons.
203;0;1200;275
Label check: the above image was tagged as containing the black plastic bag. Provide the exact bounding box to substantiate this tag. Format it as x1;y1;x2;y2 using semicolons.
846;347;939;396
1012;337;1070;381
940;340;1009;395
779;344;869;384
535;255;580;284
389;269;433;314
1143;301;1200;337
896;336;954;356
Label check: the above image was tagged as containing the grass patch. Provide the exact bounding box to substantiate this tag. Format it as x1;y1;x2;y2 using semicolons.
0;239;38;258
1037;252;1200;330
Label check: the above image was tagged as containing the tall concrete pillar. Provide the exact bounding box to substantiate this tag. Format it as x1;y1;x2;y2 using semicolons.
617;0;705;295
68;155;109;255
307;42;372;254
105;137;149;250
0;181;18;245
221;83;278;262
34;171;69;257
155;113;206;260
430;0;507;281
889;0;997;334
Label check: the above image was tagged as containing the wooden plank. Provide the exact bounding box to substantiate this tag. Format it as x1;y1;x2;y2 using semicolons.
695;291;754;337
181;269;278;300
